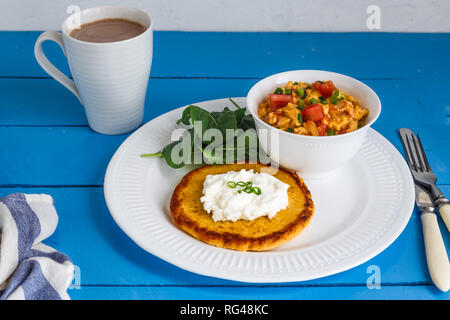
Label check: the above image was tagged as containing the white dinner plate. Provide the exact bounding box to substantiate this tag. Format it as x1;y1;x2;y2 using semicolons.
104;97;415;283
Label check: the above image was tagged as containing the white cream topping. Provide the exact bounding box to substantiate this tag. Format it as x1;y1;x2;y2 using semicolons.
200;169;289;222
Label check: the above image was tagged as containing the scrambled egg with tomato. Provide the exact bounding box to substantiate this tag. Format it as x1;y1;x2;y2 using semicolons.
258;80;369;136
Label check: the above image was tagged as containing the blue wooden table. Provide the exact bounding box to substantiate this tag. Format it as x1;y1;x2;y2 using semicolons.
1;31;449;300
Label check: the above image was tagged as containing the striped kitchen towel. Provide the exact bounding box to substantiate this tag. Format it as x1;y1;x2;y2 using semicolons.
0;193;74;300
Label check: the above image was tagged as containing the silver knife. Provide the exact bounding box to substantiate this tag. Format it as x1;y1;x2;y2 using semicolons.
415;183;450;292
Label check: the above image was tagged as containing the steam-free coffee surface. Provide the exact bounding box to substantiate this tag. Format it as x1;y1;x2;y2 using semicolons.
70;18;147;43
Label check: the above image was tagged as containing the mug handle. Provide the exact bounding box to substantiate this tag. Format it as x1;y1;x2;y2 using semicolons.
34;30;81;102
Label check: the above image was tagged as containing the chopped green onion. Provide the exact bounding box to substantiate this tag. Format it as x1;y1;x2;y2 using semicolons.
319;97;328;104
330;89;344;105
326;128;336;136
243;186;253;193
309;98;319;104
298;113;303;124
227;181;237;188
284;88;292;95
297;99;305;109
252;187;262;195
297;88;306;99
227;180;262;195
286;128;294;133
274;87;283;94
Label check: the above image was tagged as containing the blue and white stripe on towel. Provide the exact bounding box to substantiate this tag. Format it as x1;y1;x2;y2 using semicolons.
0;193;74;300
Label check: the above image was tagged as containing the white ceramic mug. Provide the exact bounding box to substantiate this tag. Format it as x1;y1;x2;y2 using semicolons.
34;6;153;135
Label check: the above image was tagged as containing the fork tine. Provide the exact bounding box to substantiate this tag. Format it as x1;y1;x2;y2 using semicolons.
405;133;418;171
416;134;431;172
410;133;426;172
399;129;415;170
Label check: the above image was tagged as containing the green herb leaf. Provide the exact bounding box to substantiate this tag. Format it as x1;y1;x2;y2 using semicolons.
309;98;319;104
161;140;185;169
238;114;256;131
210;107;237;137
177;107;193;125
274;88;283;94
233;108;246;125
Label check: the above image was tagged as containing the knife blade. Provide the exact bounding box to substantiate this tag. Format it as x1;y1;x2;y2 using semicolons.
414;183;450;292
415;183;435;210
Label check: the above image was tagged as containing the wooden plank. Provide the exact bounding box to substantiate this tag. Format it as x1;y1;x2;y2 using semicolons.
0;127;127;185
1;31;449;79
0;124;448;186
67;284;450;300
0;78;255;126
1;186;449;290
1;77;449;127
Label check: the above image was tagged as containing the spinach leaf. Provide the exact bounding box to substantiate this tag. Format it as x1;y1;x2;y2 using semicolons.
177;105;221;141
238;114;255;131
210;107;238;137
234;108;246;125
143;101;263;169
160;140;185;169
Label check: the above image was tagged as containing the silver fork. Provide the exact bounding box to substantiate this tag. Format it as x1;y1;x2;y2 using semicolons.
399;128;450;231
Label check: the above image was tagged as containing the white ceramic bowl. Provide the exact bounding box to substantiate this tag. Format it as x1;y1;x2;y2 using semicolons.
247;70;381;179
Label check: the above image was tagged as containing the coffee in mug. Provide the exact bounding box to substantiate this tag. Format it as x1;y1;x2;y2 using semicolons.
70;18;147;43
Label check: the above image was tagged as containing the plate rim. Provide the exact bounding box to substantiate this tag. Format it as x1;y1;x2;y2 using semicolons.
104;97;415;283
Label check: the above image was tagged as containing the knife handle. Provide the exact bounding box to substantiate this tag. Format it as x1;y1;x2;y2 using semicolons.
421;212;450;292
438;203;450;232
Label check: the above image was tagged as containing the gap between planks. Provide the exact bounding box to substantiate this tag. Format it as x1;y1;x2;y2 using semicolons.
0;75;419;81
74;282;431;288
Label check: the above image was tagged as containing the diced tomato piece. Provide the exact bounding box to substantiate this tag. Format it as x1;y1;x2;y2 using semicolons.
313;80;336;98
302;103;325;122
317;123;327;136
269;94;292;109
